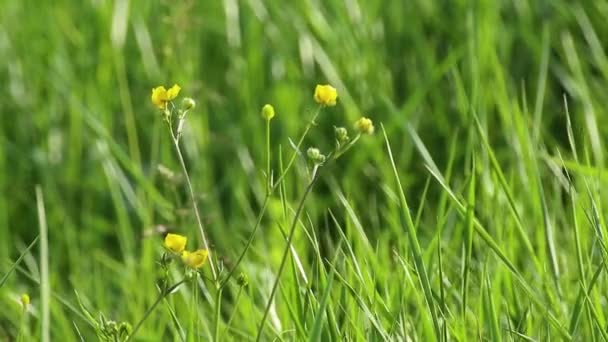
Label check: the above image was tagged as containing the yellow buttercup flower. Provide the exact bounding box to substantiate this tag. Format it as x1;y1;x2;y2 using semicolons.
166;84;181;100
181;249;209;268
354;117;374;134
314;84;338;106
151;84;181;109
164;233;187;254
151;86;167;108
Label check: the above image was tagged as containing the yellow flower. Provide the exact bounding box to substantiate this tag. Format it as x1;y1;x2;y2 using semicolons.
354;117;374;134
314;84;338;106
181;249;209;268
164;233;187;254
151;84;181;109
166;84;181;100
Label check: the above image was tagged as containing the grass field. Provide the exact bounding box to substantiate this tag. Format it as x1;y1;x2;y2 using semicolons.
3;0;608;340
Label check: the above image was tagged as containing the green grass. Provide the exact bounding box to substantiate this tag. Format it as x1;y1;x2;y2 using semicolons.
2;0;608;340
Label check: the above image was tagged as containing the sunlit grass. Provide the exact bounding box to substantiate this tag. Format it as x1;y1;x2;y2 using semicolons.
2;0;608;340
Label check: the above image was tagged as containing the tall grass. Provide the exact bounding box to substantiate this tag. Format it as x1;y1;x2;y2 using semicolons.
2;0;608;340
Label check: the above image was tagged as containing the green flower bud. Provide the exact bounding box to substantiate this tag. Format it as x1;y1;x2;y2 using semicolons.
307;147;326;164
105;321;118;335
119;322;132;338
334;126;349;144
261;104;275;120
182;97;196;110
237;272;249;288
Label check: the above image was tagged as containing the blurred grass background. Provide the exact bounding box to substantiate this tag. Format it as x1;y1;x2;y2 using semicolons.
3;0;608;340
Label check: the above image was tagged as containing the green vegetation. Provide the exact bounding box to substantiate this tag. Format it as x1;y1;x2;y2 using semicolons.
2;0;608;340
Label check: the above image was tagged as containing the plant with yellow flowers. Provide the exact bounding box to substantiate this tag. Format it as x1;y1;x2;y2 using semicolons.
124;82;374;342
151;84;181;109
208;83;375;341
125;232;211;342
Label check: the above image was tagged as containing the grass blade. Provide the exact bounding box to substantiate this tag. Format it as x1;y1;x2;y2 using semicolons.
381;124;441;340
0;235;39;288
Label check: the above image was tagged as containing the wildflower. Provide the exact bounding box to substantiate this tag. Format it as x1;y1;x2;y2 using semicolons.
151;84;181;109
354;117;374;134
314;84;338;106
334;126;349;144
307;147;326;164
261;104;275;120
167;84;181;99
181;249;209;269
164;233;187;254
21;294;30;310
182;97;196;110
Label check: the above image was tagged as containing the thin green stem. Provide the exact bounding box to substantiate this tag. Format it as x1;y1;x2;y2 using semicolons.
271;106;322;191
266;118;271;195
220;106;322;288
194;279;200;342
17;311;26;342
220;195;270;288
214;286;223;341
255;172;320;342
126;280;186;342
172;137;218;280
331;134;361;160
221;286;243;341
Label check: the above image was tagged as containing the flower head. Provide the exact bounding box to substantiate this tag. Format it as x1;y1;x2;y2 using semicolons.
167;84;181;99
354;117;374;134
261;104;275;120
151;84;181;109
314;84;338;106
151;86;167;108
181;249;209;269
164;233;187;254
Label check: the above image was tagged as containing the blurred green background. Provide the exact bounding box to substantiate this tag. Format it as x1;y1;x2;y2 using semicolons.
3;0;608;340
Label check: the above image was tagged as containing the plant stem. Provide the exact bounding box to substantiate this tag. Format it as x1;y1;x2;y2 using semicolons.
220;106;321;288
126;280;185;342
214;286;223;341
221;286;243;340
255;172;320;342
266;118;271;195
220;195;270;288
172;137;217;280
17;311;25;342
270;106;321;191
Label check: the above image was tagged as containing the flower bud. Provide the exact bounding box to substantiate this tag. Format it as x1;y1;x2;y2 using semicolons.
334;126;349;144
119;322;132;339
182;97;196;110
237;272;249;288
354;117;374;135
21;294;30;310
261;104;275;120
307;147;326;164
